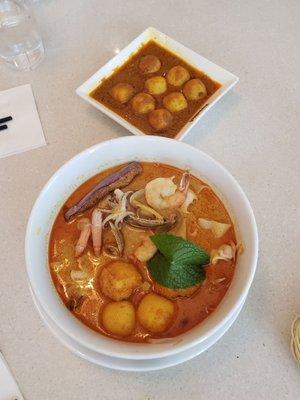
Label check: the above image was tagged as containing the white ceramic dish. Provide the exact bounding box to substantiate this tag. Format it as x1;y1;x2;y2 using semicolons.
25;136;258;361
76;27;238;141
31;286;246;371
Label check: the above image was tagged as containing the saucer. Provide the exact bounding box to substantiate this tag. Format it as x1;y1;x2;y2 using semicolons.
32;288;245;371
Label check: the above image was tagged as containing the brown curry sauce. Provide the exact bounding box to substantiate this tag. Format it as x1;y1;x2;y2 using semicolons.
49;163;236;343
90;41;221;138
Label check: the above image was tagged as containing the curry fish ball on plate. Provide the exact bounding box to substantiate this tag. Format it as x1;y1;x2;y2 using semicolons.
148;109;173;131
139;55;161;74
137;293;175;333
163;92;187;113
166;66;190;86
183;79;207;100
132;93;155;114
102;301;135;336
145;76;167;95
110;83;134;104
99;261;142;301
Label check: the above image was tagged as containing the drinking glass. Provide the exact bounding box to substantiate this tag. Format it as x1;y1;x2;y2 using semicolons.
0;0;44;71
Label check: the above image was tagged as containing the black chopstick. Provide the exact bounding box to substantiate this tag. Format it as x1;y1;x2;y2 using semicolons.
0;116;12;124
0;124;8;131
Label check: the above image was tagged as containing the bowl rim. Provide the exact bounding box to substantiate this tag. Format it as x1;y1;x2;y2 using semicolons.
25;136;258;360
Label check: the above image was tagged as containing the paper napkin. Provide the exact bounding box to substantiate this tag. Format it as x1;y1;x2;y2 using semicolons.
0;352;24;400
0;84;46;159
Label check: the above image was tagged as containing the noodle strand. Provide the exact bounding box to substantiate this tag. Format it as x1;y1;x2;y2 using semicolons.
291;316;300;368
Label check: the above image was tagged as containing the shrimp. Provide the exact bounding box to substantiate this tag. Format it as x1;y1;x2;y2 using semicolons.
145;172;190;211
134;235;157;262
91;208;102;256
75;219;91;257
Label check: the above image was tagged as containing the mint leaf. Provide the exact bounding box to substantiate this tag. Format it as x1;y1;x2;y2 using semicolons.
149;252;206;289
147;234;209;289
150;234;210;266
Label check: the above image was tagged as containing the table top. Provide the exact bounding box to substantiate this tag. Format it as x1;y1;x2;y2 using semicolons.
0;1;299;399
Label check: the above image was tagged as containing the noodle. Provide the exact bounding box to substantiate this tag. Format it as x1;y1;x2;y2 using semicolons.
291;316;300;368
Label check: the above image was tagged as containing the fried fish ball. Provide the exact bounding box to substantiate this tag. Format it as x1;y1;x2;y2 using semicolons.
139;55;161;74
145;76;167;95
163;92;187;113
166;66;190;86
137;293;175;333
148;109;173;131
110;83;134;104
183;79;207;100
102;301;135;336
99;261;142;301
132;93;155;114
154;282;201;299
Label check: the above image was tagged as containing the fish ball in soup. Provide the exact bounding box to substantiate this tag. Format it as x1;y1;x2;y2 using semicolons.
154;282;201;299
145;76;167;95
132;93;155;114
139;55;161;74
110;83;134;104
163;92;187;113
148;109;173;131
183;79;207;100
166;65;190;86
102;301;135;336
137;293;175;333
99;261;142;301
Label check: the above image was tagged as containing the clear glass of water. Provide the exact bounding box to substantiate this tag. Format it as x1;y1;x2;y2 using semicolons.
0;0;44;71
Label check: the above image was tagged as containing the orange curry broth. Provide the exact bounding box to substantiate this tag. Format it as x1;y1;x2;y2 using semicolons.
49;162;236;342
90;40;221;138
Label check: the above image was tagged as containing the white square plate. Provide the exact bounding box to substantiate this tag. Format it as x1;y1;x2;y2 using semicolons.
76;27;238;141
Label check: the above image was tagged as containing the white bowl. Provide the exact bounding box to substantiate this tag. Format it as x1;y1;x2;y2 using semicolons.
30;285;246;371
25;136;258;361
76;27;238;141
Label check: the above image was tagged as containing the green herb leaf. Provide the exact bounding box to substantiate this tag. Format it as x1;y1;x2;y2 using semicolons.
149;252;206;289
150;234;210;266
147;234;209;289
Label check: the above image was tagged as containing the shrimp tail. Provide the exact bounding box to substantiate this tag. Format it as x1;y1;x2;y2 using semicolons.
179;172;190;193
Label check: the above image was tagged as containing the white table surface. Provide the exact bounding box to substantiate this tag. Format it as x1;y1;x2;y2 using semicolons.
0;1;299;399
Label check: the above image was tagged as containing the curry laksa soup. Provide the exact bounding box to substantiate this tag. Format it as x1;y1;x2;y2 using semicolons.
49;161;241;343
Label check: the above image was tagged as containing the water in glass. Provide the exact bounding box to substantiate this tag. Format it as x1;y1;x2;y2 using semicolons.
0;0;44;71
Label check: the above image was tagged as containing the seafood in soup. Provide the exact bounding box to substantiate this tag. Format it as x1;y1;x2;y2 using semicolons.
49;162;240;342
